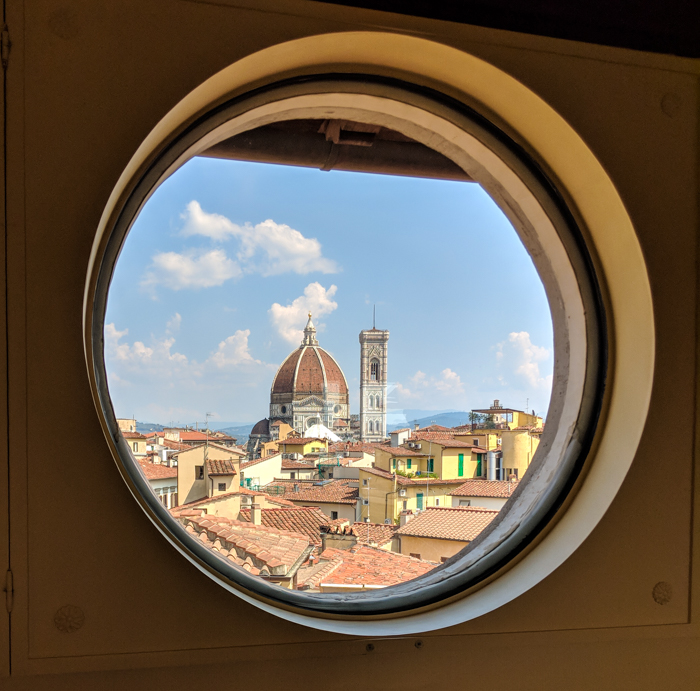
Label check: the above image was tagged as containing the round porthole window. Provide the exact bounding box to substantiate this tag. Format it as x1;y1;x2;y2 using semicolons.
84;33;653;635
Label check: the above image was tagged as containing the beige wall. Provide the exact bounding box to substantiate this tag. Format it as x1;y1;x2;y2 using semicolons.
117;418;137;433
287;500;352;522
500;431;540;478
451;496;508;511
279;467;316;480
176;445;241;505
358;470;455;522
398;535;469;563
2;1;698;688
240;454;283;488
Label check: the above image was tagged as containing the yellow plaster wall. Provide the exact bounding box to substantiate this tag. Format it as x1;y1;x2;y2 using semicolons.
398;535;469;563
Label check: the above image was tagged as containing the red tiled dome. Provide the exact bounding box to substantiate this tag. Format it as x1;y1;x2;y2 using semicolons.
271;346;348;396
250;418;270;436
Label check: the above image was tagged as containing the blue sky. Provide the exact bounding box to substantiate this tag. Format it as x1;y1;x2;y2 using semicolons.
105;157;553;426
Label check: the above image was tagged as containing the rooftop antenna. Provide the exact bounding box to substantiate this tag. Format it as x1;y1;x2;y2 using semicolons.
373;304;376;329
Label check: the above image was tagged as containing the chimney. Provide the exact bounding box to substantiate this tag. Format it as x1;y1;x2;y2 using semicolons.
414;422;419;431
251;502;262;526
399;510;414;527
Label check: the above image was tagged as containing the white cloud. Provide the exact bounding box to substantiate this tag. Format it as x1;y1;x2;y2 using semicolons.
166;313;182;333
209;330;262;368
141;249;241;291
269;282;338;345
181;201;339;276
496;331;552;390
105;323;187;367
391;369;467;408
105;320;276;422
181;201;238;242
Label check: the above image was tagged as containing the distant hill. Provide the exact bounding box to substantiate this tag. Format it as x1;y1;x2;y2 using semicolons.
217;424;256;446
388;411;471;431
135;422;164;433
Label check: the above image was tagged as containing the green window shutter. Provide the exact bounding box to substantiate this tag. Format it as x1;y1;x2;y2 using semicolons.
407;459;412;469
476;454;482;476
428;458;434;473
458;453;464;477
392;458;396;470
416;492;424;510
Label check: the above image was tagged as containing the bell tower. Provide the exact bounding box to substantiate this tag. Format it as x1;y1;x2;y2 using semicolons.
359;313;389;442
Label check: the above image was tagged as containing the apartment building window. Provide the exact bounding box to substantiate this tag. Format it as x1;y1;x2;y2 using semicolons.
331;511;338;520
458;453;464;477
133;442;138;452
218;483;226;492
428;458;434;473
195;466;204;480
392;458;396;470
416;493;424;510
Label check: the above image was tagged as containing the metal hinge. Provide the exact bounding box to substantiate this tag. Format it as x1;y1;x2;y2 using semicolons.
4;570;13;613
1;25;10;71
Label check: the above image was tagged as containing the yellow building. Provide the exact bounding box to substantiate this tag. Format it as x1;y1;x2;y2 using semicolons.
375;439;488;481
174;442;245;505
279;437;329;457
395;506;500;562
358;467;466;523
499;429;540;479
122;430;148;457
470;399;544;430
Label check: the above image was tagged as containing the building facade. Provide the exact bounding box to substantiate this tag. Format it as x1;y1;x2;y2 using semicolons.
359;326;389;442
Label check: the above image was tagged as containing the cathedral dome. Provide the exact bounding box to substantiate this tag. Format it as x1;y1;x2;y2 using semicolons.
271;314;348;397
271;345;348;396
250;418;270;436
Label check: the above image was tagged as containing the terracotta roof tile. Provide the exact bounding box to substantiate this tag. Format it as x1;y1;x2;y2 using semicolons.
281;459;316;469
396;506;498;541
378;447;428;457
239;507;330;546
175;514;311;576
271;350;303;394
122;431;146;440
327;441;380;455
137;460;177;480
207;459;237;476
322;521;398;548
262;479;359;504
315;546;436;587
448;479;519;498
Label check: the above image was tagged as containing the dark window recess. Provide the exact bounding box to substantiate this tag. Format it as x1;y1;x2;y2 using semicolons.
195;465;204;480
331;511;338;520
200;119;474;182
410;553;421;560
218;483;226;492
